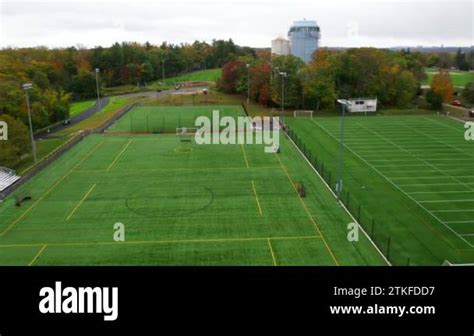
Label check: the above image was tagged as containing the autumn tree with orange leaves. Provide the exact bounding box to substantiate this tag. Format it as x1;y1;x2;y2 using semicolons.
431;70;454;103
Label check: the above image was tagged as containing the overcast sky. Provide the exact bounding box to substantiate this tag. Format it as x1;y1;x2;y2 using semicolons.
0;0;472;49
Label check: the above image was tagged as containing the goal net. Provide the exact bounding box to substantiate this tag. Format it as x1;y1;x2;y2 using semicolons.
176;127;197;142
293;110;314;118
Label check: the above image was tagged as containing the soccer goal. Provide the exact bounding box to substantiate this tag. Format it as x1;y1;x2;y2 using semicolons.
176;127;197;142
293;110;314;118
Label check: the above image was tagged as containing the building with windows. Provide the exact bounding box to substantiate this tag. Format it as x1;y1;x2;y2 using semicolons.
287;19;320;63
271;37;290;56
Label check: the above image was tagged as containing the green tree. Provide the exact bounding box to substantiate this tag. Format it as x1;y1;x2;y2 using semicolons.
0;114;30;167
426;90;443;110
69;71;99;99
462;82;474;104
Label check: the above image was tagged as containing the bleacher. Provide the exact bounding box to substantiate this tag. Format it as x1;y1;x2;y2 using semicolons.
0;167;21;192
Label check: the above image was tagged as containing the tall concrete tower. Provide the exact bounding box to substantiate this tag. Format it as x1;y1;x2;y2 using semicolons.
288;19;320;63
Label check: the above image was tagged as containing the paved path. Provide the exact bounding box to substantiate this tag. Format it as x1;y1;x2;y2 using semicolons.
35;97;110;140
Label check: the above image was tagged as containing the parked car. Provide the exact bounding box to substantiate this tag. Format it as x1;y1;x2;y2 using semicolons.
62;119;71;125
451;100;463;107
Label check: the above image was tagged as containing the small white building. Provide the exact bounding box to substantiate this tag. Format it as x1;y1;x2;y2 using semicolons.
271;37;290;56
338;98;377;113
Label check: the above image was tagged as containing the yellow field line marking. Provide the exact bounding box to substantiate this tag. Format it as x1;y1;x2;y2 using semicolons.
0;141;104;237
66;184;97;221
0;235;321;248
251;180;263;216
267;238;277;266
240;144;250;168
28;244;47;266
275;154;340;266
107;139;133;171
73;166;279;173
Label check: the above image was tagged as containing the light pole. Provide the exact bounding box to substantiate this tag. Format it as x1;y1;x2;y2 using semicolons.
336;99;348;200
95;68;100;108
22;83;37;163
279;72;287;115
246;63;250;104
161;59;166;81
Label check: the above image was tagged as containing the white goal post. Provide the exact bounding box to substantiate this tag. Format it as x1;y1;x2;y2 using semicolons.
293;110;314;118
176;127;198;142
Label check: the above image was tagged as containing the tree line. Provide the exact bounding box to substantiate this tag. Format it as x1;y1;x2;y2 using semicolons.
218;48;474;111
0;39;254;167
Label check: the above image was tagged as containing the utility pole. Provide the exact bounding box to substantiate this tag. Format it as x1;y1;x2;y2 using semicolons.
161;59;165;81
22;83;37;163
279;72;287;115
336;99;347;200
246;63;250;104
95;68;100;108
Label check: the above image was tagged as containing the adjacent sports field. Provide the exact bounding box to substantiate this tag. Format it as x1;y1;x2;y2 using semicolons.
424;68;474;87
0;105;384;265
286;114;474;265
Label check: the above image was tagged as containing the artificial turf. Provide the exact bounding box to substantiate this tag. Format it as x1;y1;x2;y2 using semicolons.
0;105;385;266
285;114;474;265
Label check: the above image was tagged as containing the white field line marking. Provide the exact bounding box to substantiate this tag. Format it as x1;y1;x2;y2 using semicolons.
374;163;474;168
408;190;474;195
419;199;474;204
362;153;466;159
388;169;474;179
398;183;468;187
312;120;473;248
283;127;390;265
406;118;474;159
460;233;474;237
432;209;474;213
444;220;474;224
391;175;474;180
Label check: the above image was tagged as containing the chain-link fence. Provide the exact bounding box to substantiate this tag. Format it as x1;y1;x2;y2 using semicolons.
285;122;412;266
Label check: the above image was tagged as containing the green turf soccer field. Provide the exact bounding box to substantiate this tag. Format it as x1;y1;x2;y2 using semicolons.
285;114;474;265
0;105;385;266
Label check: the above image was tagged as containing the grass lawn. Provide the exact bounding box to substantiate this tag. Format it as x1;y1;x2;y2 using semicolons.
69;100;96;117
162;68;222;84
108;105;243;133
285;114;474;265
424;68;474;87
0;105;384;266
57;97;136;135
14;137;70;174
102;69;222;96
